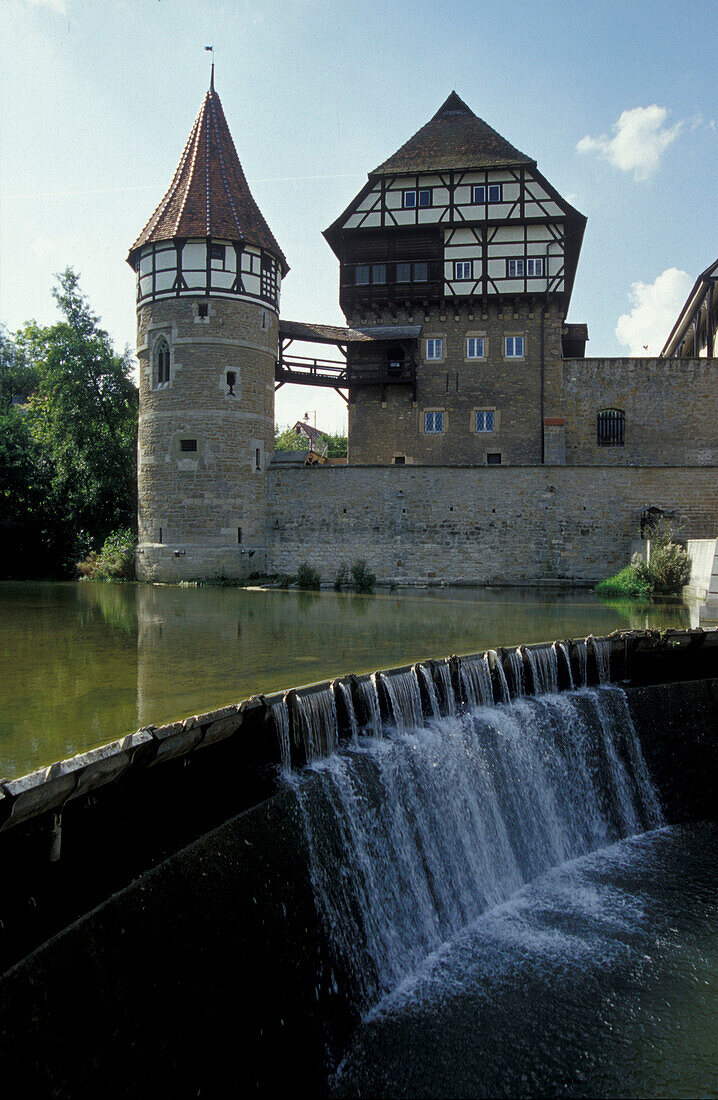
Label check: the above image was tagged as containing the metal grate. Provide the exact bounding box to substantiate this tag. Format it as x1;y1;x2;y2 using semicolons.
597;408;625;446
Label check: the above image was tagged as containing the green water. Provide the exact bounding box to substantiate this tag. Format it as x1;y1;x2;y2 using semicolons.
0;580;698;779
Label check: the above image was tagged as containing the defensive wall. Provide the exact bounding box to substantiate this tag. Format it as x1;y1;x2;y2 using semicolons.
1;630;718;1095
266;464;718;586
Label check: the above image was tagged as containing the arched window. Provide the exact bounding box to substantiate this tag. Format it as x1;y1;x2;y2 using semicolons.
155;339;170;387
597;408;625;446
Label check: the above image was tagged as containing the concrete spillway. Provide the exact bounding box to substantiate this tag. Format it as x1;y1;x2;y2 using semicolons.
1;629;718;1095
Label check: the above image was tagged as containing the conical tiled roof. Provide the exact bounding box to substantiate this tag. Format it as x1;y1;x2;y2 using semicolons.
128;79;288;273
371;91;534;175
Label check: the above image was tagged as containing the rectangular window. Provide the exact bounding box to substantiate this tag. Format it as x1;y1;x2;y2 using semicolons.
413;261;428;282
475;410;495;432
454;261;472;280
393;455;406;465
180;439;198;452
418;189;431;207
372;264;387;284
526;257;544;277
597;409;625;446
425;411;444;434
210;243;225;262
488;183;502;203
426;338;443;360
403;190;417;208
505;336;524;358
198;302;209;318
472;185;486;204
508;259;525;278
487;452;502;464
355;265;370;285
466;337;485;359
396;262;412;283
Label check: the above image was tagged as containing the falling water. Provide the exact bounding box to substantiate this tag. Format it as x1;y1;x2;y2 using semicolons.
379;669;423;731
294;687;338;763
356;675;382;737
593;637;612;684
459;654;494;708
271;697;291;772
555;641;575;689
416;665;440;719
335;681;359;740
505;649;525;698
524;645;559;694
437;662;456;717
292;685;663;1011
576;640;588;686
488;650;510;703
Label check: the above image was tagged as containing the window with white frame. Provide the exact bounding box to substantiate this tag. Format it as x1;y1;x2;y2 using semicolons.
526;257;544;277
472;185;485;203
472;183;502;203
488;183;501;202
454;260;473;280
505;336;524;358
424;411;444;433
426;338;443;360
466;337;485;359
403;188;432;209
508;259;525;278
475;410;495;433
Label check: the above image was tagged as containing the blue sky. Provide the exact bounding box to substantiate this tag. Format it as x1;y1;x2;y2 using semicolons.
2;0;716;432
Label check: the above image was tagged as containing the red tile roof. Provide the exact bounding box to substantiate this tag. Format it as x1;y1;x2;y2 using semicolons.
128;82;288;273
371;91;534;175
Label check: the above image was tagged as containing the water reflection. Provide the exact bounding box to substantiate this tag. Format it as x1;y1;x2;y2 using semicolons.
0;580;700;778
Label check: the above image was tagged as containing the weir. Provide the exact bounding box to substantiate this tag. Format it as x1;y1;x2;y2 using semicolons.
2;628;718;1095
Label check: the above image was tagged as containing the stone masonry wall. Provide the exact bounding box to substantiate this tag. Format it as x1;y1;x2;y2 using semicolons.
560;357;718;465
267;465;718;585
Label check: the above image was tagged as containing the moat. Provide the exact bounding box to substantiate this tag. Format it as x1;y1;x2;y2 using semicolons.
0;579;699;780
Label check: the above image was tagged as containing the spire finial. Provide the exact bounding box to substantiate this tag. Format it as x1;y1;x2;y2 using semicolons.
205;45;214;92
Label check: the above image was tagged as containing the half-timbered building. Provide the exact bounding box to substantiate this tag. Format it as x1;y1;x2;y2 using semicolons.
322;92;587;465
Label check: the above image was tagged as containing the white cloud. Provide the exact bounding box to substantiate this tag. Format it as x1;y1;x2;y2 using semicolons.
24;0;67;11
577;106;682;181
615;268;692;355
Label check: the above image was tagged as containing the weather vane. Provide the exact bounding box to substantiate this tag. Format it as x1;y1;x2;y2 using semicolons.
205;44;214;90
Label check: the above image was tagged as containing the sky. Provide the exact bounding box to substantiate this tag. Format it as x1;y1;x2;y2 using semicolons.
2;0;716;433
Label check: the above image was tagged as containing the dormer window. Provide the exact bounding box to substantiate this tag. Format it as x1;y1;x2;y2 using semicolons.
155;338;170;387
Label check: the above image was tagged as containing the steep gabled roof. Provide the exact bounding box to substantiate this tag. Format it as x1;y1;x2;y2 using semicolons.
128;77;288;273
371;91;534;176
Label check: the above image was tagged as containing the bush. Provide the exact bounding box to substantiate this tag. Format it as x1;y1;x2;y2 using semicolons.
296;561;321;590
647;539;691;595
595;564;652;599
350;558;376;594
77;527;136;581
334;562;350;591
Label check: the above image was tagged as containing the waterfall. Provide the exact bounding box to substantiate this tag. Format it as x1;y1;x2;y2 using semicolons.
459;654;494;708
592;637;612;684
505;649;525;698
379;669;423;731
437;662;456;717
555;641;574;690
271;697;291;772
488;650;510;704
294;687;338;763
335;681;359;740
576;641;588;686
291;685;663;1010
356;675;382;737
416;665;440;719
523;646;558;695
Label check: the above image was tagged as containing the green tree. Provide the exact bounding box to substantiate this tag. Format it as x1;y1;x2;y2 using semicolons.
274;423;348;457
6;269;138;575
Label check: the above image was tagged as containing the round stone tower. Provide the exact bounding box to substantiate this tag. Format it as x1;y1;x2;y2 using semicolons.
127;73;288;582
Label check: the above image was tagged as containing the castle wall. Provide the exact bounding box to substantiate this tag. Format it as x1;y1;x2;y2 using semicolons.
266;465;718;585
560;357;718;465
347;302;564;466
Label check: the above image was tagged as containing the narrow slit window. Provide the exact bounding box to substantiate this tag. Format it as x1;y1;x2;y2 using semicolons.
156;338;170;386
255;447;262;470
237;527;242;544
